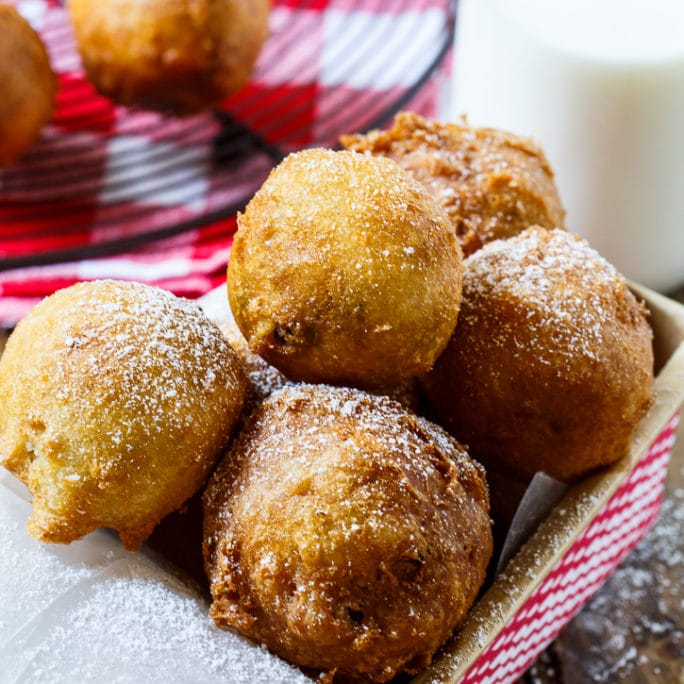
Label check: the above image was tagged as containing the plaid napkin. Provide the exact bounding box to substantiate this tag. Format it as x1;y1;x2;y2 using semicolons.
0;0;452;326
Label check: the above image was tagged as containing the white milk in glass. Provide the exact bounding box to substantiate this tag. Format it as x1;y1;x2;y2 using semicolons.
448;0;684;291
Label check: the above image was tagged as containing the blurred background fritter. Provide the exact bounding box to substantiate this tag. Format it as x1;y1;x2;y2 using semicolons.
68;0;270;115
0;3;55;166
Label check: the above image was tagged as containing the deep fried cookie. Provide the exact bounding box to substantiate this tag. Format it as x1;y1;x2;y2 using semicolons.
422;227;654;482
0;280;247;549
204;384;492;682
228;148;463;389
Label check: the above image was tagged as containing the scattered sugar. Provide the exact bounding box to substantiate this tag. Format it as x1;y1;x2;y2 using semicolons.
463;227;647;370
0;477;308;682
5;568;308;683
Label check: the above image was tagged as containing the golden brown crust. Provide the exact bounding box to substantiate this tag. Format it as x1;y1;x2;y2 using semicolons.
228;148;464;389
203;384;492;682
341;111;566;257
217;293;290;408
68;0;270;115
0;280;247;549
218;290;427;415
0;5;55;166
422;227;654;483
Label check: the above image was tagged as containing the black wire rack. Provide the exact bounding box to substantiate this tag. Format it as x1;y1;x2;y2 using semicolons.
0;0;456;272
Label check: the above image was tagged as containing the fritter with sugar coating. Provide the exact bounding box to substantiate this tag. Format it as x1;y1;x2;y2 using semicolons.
422;227;654;483
68;0;270;115
228;148;464;389
203;384;492;682
215;292;426;414
0;280;247;550
0;4;56;166
341;111;566;257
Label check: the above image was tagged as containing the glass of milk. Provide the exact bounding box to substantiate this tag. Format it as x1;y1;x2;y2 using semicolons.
447;0;684;292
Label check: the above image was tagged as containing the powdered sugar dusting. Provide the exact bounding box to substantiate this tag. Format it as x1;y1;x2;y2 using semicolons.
464;227;642;368
249;147;453;273
208;384;486;510
0;473;307;683
8;573;307;683
8;279;246;483
47;280;242;441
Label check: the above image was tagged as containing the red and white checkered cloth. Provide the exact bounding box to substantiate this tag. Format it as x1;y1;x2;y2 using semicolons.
0;0;453;326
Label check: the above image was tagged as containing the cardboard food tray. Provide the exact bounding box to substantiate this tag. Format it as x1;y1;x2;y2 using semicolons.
1;283;683;683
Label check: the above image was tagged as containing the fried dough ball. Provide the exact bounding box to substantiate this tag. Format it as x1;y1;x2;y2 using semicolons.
341;111;566;257
228;148;464;389
0;280;247;550
422;227;654;483
68;0;270;115
218;295;426;414
0;4;56;166
203;384;492;682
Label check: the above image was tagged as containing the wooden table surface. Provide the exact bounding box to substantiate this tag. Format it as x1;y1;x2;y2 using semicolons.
1;290;683;683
